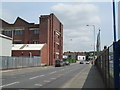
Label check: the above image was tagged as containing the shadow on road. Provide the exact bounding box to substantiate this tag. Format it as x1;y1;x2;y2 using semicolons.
82;65;105;88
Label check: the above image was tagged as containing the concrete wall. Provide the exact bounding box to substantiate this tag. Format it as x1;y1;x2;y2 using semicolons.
0;34;12;56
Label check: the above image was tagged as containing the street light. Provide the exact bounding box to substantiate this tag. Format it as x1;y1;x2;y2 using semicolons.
86;25;95;65
112;0;117;42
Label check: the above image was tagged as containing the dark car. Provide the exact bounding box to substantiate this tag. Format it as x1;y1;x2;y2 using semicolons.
79;61;84;64
55;60;65;67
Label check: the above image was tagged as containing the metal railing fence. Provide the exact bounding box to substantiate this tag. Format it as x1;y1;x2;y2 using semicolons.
95;41;120;89
0;56;41;69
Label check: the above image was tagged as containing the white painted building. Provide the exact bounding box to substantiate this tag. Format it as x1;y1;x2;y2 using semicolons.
0;34;12;56
77;55;86;61
63;55;68;59
118;1;120;40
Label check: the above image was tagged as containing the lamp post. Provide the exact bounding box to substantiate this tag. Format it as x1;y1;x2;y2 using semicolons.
113;0;117;42
86;25;95;65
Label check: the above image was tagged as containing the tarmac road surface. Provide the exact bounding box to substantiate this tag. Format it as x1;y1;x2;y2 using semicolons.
1;63;90;89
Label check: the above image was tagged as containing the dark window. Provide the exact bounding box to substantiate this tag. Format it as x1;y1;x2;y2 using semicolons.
29;41;33;44
57;44;59;49
54;54;56;59
14;30;23;35
68;55;71;58
14;41;22;44
4;31;12;35
33;40;39;44
33;30;39;34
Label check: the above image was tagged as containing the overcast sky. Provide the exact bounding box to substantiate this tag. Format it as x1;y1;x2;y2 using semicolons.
1;1;119;52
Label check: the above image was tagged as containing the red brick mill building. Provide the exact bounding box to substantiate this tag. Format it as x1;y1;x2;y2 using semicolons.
1;13;63;65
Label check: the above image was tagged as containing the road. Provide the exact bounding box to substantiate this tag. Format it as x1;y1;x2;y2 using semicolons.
1;63;89;89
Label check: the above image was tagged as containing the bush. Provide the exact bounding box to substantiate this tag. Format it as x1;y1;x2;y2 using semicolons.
65;58;76;63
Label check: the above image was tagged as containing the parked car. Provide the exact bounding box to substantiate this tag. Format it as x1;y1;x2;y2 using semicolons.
55;60;65;67
60;61;65;66
79;61;84;64
86;61;90;64
65;61;70;65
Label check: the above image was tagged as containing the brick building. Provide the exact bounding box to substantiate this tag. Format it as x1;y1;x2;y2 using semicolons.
1;13;63;65
63;51;86;60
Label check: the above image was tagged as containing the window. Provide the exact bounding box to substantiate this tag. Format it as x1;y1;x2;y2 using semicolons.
14;41;22;44
56;54;59;59
33;40;39;44
33;30;39;34
14;30;23;35
54;54;56;59
55;44;59;49
4;31;12;35
29;41;33;44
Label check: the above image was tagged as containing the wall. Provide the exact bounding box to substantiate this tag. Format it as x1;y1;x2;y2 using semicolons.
39;13;63;65
0;34;12;56
1;17;39;44
41;44;48;65
12;50;40;57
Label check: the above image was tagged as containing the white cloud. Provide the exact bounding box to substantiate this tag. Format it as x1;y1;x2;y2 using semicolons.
51;3;100;52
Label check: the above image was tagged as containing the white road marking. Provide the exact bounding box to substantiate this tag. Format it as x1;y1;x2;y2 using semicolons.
60;69;65;71
29;75;45;80
49;71;56;74
40;75;45;77
29;76;40;80
0;82;19;88
44;80;50;83
35;84;43;86
1;70;14;73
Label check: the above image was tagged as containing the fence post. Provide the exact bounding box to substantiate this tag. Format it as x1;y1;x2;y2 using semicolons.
113;42;120;89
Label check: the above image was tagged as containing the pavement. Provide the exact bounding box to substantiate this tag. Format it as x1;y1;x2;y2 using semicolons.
62;64;105;88
82;65;105;88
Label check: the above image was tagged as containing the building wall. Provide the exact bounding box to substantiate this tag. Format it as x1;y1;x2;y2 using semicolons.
40;13;63;65
0;35;12;56
63;52;86;60
1;13;63;65
1;17;39;44
64;52;77;60
41;44;48;65
77;56;86;61
12;50;40;57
